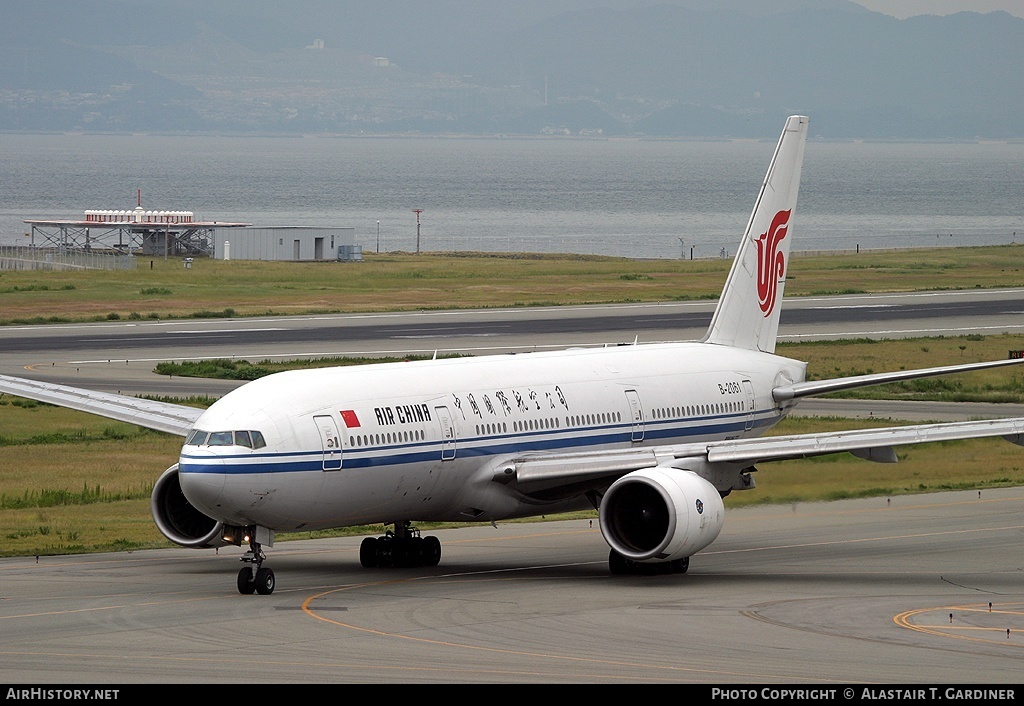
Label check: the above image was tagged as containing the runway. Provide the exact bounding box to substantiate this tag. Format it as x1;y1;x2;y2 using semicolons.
1;288;1023;397
0;488;1021;684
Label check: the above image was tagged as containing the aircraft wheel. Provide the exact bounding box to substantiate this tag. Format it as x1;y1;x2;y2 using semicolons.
237;568;255;595
394;538;416;568
608;549;629;575
359;537;378;568
406;536;424;567
255;567;275;595
376;537;394;567
423;536;441;567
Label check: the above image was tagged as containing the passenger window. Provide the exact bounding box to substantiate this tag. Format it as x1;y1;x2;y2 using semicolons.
235;431;253;448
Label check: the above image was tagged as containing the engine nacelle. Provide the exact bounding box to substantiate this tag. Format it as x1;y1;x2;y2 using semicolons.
151;464;238;549
599;468;724;563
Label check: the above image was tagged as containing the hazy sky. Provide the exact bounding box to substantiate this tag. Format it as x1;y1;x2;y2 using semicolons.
854;0;1024;19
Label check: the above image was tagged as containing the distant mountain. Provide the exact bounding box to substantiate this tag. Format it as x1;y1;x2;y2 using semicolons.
0;0;1021;138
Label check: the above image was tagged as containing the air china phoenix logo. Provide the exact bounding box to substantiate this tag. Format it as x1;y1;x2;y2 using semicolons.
755;209;791;317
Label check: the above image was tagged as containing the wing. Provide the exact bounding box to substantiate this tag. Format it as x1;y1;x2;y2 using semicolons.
500;416;1024;498
499;357;1024;499
0;374;203;436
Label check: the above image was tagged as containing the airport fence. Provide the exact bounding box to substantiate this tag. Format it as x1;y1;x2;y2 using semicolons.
0;246;137;271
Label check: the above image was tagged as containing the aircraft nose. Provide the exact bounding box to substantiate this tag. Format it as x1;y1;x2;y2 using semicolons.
178;456;227;517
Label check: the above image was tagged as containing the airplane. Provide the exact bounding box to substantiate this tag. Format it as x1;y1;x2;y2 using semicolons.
2;115;1023;596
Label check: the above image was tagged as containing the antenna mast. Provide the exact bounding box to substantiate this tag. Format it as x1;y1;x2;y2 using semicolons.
412;209;423;254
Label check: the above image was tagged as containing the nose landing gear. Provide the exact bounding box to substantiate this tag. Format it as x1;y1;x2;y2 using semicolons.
236;530;275;595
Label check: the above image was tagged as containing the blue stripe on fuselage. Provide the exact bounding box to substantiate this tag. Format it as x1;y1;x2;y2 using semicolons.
179;412;778;475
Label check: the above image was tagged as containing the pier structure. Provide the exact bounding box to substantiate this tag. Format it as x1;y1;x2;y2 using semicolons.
23;203;250;257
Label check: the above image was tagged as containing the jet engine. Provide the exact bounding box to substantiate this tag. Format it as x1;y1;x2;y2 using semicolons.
599;467;724;571
151;464;237;548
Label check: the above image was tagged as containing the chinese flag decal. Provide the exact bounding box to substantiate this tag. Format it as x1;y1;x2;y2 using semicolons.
340;410;361;428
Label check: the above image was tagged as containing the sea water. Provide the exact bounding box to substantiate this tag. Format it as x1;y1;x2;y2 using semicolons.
0;133;1021;259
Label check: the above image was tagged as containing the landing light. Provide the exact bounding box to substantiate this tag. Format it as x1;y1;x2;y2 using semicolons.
221;526;245;545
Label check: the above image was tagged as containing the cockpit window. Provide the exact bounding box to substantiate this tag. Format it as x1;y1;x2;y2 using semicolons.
185;429;268;448
208;431;235;446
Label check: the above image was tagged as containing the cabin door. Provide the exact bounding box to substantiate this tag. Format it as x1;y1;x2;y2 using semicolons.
624;389;644;442
742;380;756;431
434;405;456;460
314;414;342;470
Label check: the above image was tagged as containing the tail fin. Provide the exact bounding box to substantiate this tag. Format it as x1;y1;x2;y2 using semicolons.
703;115;809;353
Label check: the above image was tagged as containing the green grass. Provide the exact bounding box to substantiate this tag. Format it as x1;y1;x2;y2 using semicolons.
1;244;1022;325
152;354;466;380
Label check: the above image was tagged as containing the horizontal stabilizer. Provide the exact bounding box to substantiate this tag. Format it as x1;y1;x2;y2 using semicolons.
773;357;1024;402
704;417;1024;464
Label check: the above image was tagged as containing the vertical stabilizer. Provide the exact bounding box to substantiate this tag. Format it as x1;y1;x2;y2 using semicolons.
703;115;809;353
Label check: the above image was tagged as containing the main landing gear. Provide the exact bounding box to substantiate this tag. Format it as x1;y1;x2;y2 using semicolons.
237;531;275;595
359;521;442;568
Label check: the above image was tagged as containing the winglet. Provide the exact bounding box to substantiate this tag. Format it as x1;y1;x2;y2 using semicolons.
703;115;809;353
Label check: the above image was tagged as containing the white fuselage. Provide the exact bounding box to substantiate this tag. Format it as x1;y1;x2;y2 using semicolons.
177;341;806;531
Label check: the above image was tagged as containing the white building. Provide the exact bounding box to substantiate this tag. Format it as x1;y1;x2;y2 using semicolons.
212;226;361;262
